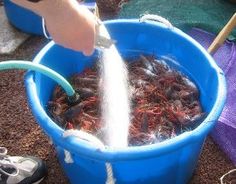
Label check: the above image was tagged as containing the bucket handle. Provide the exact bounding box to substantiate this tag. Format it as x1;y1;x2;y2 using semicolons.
139;14;174;29
62;130;116;183
62;130;105;149
62;130;105;163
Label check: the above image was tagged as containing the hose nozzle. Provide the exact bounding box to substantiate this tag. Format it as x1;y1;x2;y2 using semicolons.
95;35;116;49
95;19;116;49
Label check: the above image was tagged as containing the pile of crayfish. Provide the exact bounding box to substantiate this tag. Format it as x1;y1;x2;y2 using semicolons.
48;55;206;146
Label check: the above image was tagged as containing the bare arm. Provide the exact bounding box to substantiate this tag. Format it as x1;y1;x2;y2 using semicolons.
11;0;97;56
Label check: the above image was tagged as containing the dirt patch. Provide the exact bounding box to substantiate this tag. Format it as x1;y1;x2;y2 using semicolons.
0;36;68;184
0;35;234;184
96;0;128;19
0;1;235;183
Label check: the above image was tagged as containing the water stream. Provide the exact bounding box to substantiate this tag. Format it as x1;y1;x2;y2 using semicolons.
99;25;131;148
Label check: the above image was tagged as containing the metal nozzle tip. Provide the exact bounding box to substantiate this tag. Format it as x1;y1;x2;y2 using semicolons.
95;35;116;49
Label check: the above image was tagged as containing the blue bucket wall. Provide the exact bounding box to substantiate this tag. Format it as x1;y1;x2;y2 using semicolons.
25;20;226;184
4;0;43;35
3;0;96;35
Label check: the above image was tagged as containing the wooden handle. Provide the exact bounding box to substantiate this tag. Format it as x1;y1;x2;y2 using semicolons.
208;13;236;54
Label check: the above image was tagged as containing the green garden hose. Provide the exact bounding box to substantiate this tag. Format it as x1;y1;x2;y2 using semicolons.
0;60;79;102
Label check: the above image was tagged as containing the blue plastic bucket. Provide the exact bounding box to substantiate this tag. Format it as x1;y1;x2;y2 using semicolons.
25;19;226;184
3;0;96;35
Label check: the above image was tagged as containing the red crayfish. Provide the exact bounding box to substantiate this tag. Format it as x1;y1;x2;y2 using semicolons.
48;55;205;146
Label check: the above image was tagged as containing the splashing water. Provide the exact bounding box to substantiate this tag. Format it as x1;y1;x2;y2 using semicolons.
99;25;131;148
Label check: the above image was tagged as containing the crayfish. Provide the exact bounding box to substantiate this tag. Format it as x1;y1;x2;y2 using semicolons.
48;55;205;146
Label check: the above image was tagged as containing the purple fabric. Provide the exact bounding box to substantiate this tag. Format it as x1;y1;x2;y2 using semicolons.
188;28;236;165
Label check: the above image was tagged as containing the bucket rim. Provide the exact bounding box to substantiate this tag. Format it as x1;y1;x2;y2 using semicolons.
25;19;227;161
